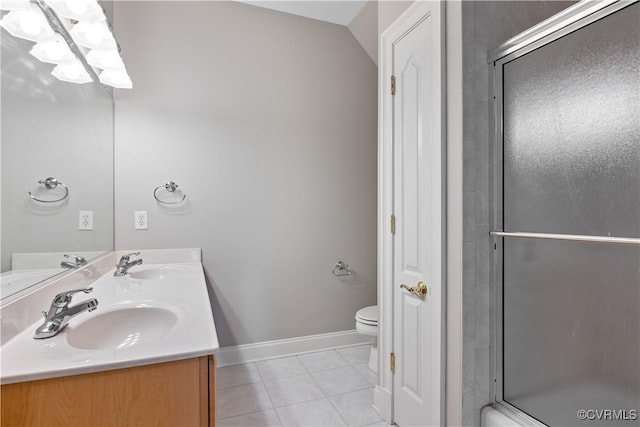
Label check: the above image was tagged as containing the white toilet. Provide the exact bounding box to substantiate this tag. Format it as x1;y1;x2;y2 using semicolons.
355;305;378;373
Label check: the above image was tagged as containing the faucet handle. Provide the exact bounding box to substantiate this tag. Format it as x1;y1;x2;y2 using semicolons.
63;254;87;265
52;287;93;306
120;252;140;261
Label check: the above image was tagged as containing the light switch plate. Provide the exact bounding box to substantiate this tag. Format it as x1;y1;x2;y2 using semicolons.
79;210;93;230
135;210;148;230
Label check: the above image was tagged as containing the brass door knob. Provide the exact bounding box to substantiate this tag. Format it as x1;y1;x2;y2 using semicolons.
400;281;427;298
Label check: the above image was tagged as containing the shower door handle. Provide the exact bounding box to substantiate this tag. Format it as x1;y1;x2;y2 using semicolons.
400;281;427;298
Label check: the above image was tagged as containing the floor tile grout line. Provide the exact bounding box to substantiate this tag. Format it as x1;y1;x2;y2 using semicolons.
296;349;351;374
217;408;278;423
301;350;373;398
215;375;264;394
256;355;309;382
299;353;349;425
326;383;374;399
302;349;378;427
268;393;350;426
263;373;327;409
254;359;285;427
300;353;328;398
301;352;354;427
336;346;372;368
216;361;263;390
216;379;275;422
296;352;314;376
326;392;352;427
332;386;384;426
264;352;350;427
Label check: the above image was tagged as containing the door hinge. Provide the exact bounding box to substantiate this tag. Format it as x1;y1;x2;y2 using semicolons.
391;215;396;235
391;75;396;96
390;353;395;373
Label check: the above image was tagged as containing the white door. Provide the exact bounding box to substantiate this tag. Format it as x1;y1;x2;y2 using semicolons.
391;3;444;426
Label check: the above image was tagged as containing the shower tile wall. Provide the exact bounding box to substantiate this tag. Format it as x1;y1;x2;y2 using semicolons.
460;2;576;425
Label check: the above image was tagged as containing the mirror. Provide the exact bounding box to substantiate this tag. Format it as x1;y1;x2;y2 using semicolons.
0;5;114;300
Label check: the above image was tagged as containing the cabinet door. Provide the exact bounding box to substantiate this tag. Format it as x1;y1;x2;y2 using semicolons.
1;357;211;427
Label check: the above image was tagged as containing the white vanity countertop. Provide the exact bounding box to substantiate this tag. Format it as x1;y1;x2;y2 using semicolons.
0;260;219;385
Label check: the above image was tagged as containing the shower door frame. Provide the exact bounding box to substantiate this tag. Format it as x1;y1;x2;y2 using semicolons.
489;0;640;425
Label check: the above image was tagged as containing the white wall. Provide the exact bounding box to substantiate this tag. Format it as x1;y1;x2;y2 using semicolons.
378;0;413;35
349;0;379;65
446;2;464;425
1;36;114;273
113;1;378;347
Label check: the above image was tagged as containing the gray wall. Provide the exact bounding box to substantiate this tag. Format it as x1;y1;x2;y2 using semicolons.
1;34;114;273
348;0;378;65
378;0;413;36
460;2;575;425
112;1;378;347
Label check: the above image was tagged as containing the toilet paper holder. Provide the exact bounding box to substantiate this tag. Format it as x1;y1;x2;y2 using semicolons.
332;261;352;277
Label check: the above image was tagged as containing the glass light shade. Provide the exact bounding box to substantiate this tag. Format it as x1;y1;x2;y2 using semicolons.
51;59;92;84
0;4;57;42
86;48;124;70
99;67;132;89
69;21;116;50
0;0;29;11
30;34;76;64
43;0;105;24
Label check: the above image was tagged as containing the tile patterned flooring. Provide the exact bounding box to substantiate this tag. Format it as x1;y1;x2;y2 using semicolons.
217;345;392;427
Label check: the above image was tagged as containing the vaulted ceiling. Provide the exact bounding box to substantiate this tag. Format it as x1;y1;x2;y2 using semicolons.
237;1;368;26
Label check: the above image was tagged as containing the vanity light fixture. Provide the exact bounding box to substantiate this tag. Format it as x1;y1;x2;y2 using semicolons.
0;0;132;89
51;58;92;83
98;68;131;89
29;33;75;63
0;4;56;42
69;20;114;49
86;48;122;69
42;0;105;23
0;0;30;10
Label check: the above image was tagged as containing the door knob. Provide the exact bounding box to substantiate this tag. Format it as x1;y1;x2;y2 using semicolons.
400;281;427;298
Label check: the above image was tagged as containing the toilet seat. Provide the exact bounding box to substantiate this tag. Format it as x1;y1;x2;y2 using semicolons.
356;318;378;326
355;305;378;326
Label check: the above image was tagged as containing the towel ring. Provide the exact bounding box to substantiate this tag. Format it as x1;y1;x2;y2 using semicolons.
332;261;352;277
154;181;186;205
28;177;69;203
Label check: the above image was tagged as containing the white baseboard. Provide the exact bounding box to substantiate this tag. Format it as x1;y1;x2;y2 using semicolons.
374;385;393;424
215;330;370;367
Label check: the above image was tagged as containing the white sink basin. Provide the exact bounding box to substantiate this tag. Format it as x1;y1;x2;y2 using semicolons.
66;305;179;350
127;265;192;280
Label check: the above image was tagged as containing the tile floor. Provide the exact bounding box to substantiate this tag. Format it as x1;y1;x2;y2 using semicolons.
216;345;392;427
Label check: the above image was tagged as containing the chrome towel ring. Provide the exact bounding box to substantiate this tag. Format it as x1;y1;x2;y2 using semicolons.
154;181;186;205
28;177;69;203
332;261;352;277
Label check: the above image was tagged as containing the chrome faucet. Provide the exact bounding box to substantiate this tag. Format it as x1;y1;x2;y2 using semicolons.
34;288;98;339
114;252;143;277
60;254;87;269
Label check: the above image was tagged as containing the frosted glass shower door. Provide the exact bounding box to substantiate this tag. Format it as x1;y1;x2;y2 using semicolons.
494;2;640;426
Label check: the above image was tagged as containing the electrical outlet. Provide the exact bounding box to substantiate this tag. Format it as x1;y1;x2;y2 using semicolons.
79;210;93;230
135;210;148;230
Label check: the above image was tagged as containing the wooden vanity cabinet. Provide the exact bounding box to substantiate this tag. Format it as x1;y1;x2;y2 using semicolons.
1;355;216;427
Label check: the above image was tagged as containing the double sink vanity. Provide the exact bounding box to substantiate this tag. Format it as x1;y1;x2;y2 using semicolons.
0;248;219;426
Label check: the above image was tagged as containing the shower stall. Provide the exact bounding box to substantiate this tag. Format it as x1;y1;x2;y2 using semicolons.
489;1;639;425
